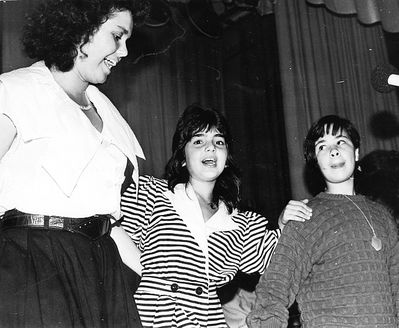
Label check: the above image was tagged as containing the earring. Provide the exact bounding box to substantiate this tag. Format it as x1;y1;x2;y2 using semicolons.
182;162;186;167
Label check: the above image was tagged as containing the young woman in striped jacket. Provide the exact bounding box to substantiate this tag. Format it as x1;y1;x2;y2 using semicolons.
121;104;312;328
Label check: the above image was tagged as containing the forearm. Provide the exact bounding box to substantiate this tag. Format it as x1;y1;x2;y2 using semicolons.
248;224;306;327
247;313;285;328
247;269;290;327
110;226;143;276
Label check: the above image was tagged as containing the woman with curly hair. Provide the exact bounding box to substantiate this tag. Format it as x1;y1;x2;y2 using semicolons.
121;104;312;328
0;0;148;326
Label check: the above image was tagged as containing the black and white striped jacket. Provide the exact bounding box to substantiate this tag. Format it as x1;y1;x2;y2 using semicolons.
121;175;280;328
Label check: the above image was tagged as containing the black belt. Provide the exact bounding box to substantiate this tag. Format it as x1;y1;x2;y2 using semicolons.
0;209;112;240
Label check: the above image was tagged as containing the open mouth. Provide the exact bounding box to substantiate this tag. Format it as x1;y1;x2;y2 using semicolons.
104;57;117;70
202;158;216;167
331;162;345;169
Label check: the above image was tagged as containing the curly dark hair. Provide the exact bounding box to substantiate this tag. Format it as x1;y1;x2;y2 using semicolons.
303;115;360;195
22;0;150;72
356;150;399;221
165;104;241;214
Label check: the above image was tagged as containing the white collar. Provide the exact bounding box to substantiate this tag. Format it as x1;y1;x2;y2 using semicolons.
166;183;239;233
165;183;239;275
31;61;145;195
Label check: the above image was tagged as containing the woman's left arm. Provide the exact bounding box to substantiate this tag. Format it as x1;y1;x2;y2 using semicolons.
111;226;143;276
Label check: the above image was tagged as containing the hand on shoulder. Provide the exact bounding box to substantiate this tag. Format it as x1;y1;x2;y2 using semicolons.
278;199;313;230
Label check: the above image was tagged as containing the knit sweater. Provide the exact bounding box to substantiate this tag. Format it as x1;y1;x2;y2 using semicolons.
247;192;399;328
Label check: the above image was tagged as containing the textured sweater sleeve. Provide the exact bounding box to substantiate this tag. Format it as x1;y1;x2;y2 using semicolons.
390;239;399;316
247;220;310;328
386;212;399;317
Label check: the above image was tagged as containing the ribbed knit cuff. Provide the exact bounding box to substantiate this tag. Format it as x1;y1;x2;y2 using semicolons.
263;318;284;328
248;318;285;328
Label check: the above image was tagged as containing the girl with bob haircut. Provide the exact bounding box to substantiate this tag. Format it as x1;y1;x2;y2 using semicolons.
304;114;360;169
248;115;399;328
0;0;149;326
121;104;312;328
303;115;361;194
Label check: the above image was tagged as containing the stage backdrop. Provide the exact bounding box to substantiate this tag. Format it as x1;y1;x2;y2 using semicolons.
276;0;399;198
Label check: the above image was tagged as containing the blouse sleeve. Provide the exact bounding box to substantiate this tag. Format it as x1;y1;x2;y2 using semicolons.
0;80;14;121
239;211;281;274
120;175;165;250
0;71;30;131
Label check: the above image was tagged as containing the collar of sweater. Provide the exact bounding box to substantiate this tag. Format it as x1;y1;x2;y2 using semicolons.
317;192;366;202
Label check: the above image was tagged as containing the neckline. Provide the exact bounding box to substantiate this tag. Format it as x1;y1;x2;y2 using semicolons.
79;91;95;111
317;192;366;202
43;62;97;113
45;65;104;134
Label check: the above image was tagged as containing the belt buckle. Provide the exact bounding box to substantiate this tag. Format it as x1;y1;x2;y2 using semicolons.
49;217;64;229
29;216;45;227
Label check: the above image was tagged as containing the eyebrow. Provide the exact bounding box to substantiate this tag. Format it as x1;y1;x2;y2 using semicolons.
315;134;349;146
332;133;349;139
192;132;225;138
117;25;130;35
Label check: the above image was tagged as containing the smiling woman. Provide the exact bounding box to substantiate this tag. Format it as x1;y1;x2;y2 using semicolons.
0;0;149;327
69;10;133;85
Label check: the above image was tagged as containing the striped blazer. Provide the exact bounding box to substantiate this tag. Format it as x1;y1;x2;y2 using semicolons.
121;175;280;328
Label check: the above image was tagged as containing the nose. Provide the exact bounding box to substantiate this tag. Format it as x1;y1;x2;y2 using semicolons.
329;147;340;158
117;41;128;58
205;142;216;152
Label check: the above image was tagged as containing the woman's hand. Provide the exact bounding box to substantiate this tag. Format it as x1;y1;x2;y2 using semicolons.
278;199;312;230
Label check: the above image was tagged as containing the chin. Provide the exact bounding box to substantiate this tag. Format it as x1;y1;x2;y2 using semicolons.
201;175;220;182
329;176;353;184
91;77;108;85
91;70;110;85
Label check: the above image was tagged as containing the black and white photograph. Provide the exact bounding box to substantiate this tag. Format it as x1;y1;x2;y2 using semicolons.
0;0;398;327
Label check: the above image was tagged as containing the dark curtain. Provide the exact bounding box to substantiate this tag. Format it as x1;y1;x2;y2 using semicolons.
222;14;291;221
1;1;36;72
276;0;399;198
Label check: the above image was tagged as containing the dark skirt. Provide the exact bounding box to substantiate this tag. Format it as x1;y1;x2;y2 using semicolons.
0;227;142;328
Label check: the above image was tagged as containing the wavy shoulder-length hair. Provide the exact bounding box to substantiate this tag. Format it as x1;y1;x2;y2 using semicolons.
22;0;149;72
165;104;241;214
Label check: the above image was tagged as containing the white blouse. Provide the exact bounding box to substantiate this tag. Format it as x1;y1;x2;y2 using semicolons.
0;61;144;218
